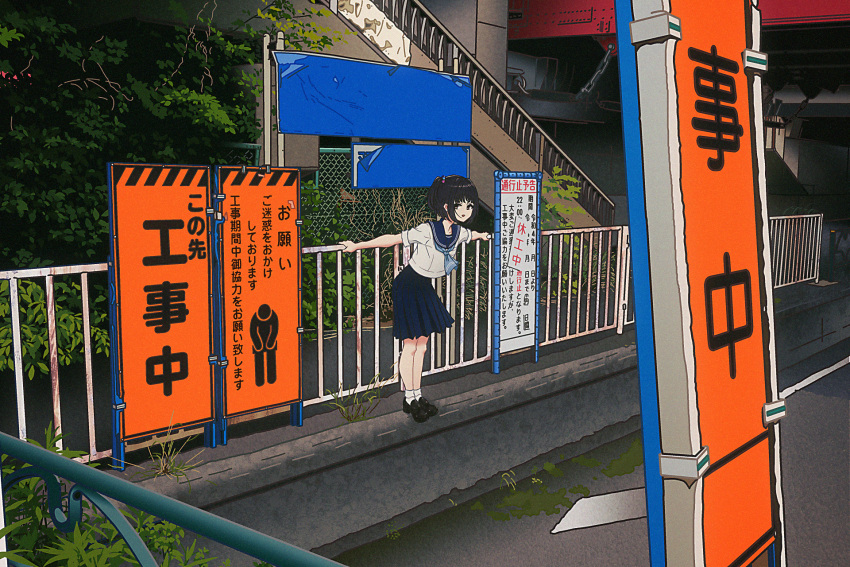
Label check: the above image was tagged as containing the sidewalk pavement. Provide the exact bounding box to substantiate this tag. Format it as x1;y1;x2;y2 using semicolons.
108;329;641;561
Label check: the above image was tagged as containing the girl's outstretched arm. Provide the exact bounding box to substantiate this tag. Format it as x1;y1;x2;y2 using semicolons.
470;231;491;241
341;233;403;252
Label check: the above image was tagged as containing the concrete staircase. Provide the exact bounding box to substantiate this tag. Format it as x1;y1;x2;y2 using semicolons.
328;0;615;227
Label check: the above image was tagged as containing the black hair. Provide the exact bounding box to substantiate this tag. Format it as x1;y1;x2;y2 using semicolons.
426;175;480;225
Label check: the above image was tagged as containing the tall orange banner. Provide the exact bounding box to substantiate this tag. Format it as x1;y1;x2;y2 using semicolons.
673;4;776;565
109;163;215;440
218;167;302;417
622;0;783;565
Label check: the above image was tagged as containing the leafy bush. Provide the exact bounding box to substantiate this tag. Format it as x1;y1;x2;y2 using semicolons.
0;1;347;378
1;424;233;566
0;279;109;379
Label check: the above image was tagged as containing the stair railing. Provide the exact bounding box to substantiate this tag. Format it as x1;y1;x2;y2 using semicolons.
345;0;615;225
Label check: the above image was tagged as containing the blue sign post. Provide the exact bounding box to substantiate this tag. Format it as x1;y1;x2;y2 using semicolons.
613;2;666;565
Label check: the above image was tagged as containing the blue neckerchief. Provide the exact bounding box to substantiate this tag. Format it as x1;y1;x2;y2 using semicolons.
429;221;460;274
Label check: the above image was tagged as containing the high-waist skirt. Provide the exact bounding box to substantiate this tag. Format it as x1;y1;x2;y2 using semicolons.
392;264;454;339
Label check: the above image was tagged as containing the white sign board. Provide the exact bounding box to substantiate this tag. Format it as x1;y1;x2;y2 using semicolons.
493;171;541;372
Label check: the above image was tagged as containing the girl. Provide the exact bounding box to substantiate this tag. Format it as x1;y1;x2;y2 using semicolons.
341;175;490;423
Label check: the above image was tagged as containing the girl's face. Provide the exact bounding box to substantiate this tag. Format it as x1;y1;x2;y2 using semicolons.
452;199;474;223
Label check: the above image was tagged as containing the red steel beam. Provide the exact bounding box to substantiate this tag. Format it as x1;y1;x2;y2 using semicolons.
508;0;850;41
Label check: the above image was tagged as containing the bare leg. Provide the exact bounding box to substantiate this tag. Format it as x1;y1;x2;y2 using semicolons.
411;335;429;391
399;338;417;391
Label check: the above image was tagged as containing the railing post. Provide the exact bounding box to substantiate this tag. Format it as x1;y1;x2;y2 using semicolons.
9;278;27;441
0;459;7;567
617;226;631;334
44;275;64;450
448;266;458;366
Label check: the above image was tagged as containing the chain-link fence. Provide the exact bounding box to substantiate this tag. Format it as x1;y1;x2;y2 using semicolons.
309;149;432;244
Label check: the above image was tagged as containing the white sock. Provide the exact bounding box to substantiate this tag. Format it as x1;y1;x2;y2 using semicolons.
413;389;423;400
405;390;416;403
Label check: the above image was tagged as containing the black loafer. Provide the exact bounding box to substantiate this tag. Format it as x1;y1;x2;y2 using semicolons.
417;397;438;417
403;399;430;423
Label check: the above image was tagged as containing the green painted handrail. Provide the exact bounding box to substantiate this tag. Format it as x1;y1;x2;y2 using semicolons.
0;431;341;567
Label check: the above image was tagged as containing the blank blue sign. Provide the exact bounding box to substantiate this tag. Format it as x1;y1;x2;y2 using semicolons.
274;52;472;142
352;144;469;189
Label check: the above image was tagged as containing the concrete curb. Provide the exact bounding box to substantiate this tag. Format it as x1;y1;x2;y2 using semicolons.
120;340;638;512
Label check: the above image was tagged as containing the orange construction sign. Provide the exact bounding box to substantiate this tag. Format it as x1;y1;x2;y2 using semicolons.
673;2;778;564
109;163;215;440
218;167;302;417
624;0;783;564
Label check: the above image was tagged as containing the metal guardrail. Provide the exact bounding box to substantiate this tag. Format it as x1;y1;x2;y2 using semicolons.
300;238;493;406
0;430;340;567
540;226;633;345
4;217;818;462
342;0;616;226
0;263;109;463
769;213;823;287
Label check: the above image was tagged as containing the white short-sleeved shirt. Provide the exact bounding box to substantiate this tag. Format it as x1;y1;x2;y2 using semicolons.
401;222;471;278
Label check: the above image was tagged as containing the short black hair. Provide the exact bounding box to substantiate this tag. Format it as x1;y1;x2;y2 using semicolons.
426;175;480;225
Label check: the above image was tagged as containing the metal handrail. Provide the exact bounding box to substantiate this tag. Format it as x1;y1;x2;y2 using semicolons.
0;430;341;566
1;263;109;462
363;0;616;226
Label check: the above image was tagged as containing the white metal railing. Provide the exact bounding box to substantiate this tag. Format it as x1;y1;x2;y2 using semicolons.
540;226;633;345
0;263;110;463
769;213;823;288
6;216;823;461
300;239;493;406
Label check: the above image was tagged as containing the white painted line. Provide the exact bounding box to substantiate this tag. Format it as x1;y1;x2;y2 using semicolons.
780;356;850;398
261;462;281;470
335;442;351;450
231;472;250;480
552;488;646;534
291;453;315;462
440;409;459;417
260;451;287;461
470;395;504;407
575;364;604;374
526;383;547;391
377;429;397;437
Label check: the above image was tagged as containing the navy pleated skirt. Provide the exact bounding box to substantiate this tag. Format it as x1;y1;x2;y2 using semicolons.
392;265;454;339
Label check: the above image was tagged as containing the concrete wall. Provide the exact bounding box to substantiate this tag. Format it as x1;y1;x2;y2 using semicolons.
421;0;508;87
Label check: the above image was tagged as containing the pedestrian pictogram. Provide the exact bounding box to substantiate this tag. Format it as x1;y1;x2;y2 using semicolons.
250;304;279;386
704;252;753;378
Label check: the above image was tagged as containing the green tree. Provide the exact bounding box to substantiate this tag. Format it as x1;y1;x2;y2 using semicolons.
0;0;348;378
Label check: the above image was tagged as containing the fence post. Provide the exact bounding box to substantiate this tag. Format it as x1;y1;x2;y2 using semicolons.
0;459;7;567
616;226;631;334
448;268;458;365
9;278;27;441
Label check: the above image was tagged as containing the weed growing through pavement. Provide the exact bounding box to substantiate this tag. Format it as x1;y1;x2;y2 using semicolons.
325;370;395;423
115;415;210;492
471;433;645;523
385;521;401;540
500;470;517;491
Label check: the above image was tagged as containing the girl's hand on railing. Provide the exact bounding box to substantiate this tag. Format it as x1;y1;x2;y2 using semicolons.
471;231;491;241
340;240;356;252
